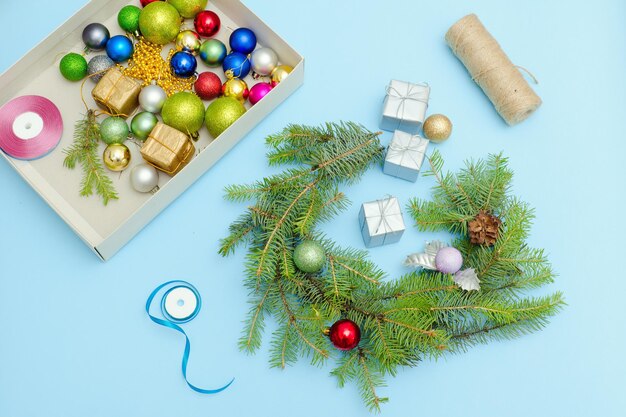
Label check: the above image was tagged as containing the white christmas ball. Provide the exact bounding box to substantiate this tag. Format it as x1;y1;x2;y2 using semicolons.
130;163;159;193
139;84;167;113
250;47;278;77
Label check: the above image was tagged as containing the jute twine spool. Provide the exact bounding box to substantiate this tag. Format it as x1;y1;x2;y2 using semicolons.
445;14;542;125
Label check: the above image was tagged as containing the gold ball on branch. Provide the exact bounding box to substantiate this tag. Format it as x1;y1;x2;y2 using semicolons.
423;114;452;143
103;143;131;172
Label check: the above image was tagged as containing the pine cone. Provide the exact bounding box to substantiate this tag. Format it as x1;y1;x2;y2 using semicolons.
468;211;501;246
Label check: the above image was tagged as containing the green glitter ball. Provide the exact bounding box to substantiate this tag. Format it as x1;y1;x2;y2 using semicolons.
59;53;88;81
118;5;141;34
161;92;205;134
139;2;181;45
100;116;130;145
205;97;246;138
167;0;208;19
293;240;326;273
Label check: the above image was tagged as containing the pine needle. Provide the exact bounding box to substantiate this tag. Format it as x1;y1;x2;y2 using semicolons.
63;111;118;205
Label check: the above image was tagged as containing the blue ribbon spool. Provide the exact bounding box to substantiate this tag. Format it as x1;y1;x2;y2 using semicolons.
146;280;234;394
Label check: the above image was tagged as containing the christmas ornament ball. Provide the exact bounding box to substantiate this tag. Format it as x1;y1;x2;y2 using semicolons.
103;143;131;172
250;47;278;77
139;84;167;113
141;0;162;6
194;10;221;38
222;52;251;79
199;39;227;67
139;1;181;45
162;92;205;134
130;163;159;193
270;65;293;86
100;116;129;145
229;27;257;54
167;0;207;19
82;23;110;51
87;55;114;83
423;114;453;143
59;53;88;81
204;97;246;138
248;82;273;106
131;112;158;141
194;72;222;101
435;246;463;274
106;35;134;62
222;78;249;103
118;5;141;33
293;240;326;273
170;51;197;78
329;319;361;351
175;30;201;54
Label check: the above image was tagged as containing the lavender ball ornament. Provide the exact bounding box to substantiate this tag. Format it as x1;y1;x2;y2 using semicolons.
435;247;463;274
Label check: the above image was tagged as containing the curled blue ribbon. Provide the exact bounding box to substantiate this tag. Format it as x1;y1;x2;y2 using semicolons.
146;280;234;394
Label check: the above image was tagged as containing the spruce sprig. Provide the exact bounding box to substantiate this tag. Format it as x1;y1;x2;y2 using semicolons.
220;123;564;412
63;111;118;205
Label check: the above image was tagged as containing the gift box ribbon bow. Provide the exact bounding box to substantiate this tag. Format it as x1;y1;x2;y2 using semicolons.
386;83;429;120
374;197;401;235
388;136;427;169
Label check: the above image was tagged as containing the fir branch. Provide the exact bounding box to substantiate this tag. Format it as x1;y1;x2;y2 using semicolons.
63;111;118;205
356;350;388;412
221;122;564;412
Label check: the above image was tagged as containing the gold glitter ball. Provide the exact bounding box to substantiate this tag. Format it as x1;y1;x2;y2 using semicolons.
423;114;453;143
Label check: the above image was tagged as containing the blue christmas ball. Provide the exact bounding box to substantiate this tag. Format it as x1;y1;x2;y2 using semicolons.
105;35;134;62
170;51;198;78
229;27;257;54
222;52;251;79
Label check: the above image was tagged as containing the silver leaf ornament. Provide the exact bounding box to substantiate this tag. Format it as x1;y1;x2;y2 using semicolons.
454;268;480;291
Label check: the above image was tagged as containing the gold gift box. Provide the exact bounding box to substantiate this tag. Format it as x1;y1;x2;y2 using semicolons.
91;67;142;117
140;123;195;176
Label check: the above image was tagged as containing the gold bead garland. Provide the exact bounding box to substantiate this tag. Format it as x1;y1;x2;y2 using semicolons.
123;37;195;96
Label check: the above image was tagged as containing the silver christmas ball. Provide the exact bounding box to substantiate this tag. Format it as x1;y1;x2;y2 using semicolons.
139;84;167;113
130;163;159;193
82;23;110;51
250;47;278;77
87;55;114;83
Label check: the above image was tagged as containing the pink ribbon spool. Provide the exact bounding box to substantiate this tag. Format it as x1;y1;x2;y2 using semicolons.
0;95;63;160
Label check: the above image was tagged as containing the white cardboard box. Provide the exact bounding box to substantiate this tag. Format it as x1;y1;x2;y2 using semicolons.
0;0;304;261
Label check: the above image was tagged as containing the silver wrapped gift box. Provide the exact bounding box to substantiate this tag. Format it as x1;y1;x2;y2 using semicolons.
380;79;430;134
383;130;429;182
358;196;405;247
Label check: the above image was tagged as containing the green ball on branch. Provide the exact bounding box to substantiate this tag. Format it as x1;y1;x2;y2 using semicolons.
293;240;326;273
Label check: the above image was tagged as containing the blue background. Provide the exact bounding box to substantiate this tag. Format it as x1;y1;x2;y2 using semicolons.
1;1;624;416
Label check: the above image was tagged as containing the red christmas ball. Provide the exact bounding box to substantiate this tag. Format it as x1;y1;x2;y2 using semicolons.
194;11;221;38
140;0;162;7
194;71;222;101
329;319;361;351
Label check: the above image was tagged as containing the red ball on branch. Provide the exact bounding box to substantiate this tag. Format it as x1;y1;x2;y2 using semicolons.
194;72;222;101
328;319;361;351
